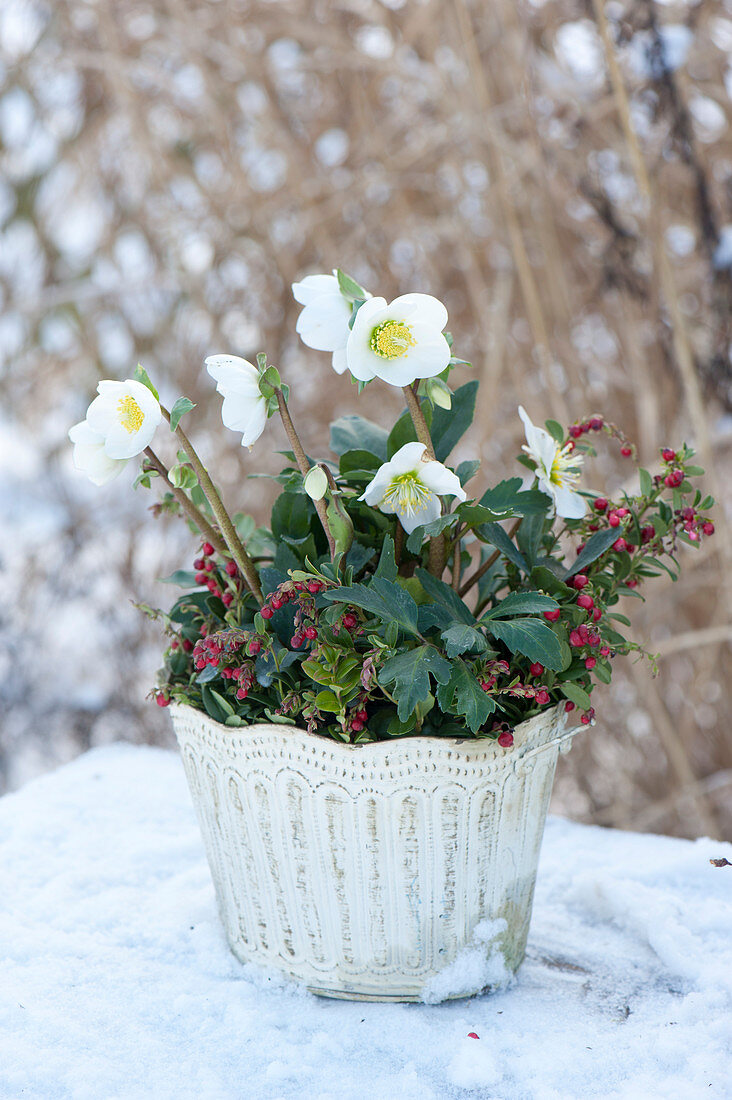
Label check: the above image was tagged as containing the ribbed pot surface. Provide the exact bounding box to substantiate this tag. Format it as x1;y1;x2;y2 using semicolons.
171;703;572;1001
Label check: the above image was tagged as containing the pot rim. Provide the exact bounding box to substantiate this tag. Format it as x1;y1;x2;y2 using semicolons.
170;700;575;762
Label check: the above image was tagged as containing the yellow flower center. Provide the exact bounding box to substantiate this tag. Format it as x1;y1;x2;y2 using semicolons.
382;472;431;517
549;444;582;488
370;319;416;360
117;395;145;434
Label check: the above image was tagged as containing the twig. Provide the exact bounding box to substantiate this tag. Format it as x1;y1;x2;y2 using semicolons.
274;388;336;558
459;518;522;598
142;448;226;555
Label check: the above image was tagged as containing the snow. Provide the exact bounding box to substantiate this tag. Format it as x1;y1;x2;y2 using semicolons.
1;745;730;1100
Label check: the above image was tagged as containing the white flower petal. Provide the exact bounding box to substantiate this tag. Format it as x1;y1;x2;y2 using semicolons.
291;273;340;305
419;461;466;501
552;486;587;518
395;493;441;534
68;419;127;485
331;346;349;374
360;465;396;506
388;293;448;331
387;441;428;475
205;354;260;390
85;378;161;460
296;293;352;352
370;330;450;387
206;353;268;446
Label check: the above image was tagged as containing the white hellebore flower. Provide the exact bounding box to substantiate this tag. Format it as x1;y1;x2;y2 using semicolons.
85;378;162;459
346;293;451;387
205;355;267;447
68;420;128;486
292;272;365;375
518;405;587;519
360;441;466;534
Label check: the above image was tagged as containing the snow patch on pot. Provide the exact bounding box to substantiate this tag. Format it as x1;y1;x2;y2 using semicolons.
420;918;512;1004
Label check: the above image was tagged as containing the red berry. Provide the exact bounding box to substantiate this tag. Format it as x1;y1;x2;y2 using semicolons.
260;606;273;619
581;712;592;725
182;639;193;652
248;639;262;655
193;558;205;570
307;581;322;594
600;645;611;657
498;732;514;748
577;593;594;610
467;1032;480;1040
608;512;620;527
342;614;357;630
564;701;575;713
529;662;544;677
569;629;584;648
626;578;638;588
205;560;215;572
572;574;589;589
661;448;676;462
270;596;283;610
592;607;602;622
202;542;215;556
304;627;318;640
356;710;368;722
543;609;561;622
195;572;207;585
616;508;629;518
703;522;715;536
222;593;233;607
576;543;585;555
225;561;237;577
291;634;303;648
593;498;608;512
612;538;627;553
236;687;248;700
665;470;684;488
625;543;636;554
156;693;169;707
535;689;550;705
351;719;364;732
569;424;583;439
621;445;632;457
589;417;603;431
641;525;655;544
585;656;597;670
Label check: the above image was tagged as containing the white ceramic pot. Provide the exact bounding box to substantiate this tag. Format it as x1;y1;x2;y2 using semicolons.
171;702;577;1002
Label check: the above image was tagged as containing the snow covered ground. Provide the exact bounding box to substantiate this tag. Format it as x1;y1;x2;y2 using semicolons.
1;745;730;1100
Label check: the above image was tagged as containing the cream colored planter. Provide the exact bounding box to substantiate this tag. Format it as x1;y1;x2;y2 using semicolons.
171;702;577;1002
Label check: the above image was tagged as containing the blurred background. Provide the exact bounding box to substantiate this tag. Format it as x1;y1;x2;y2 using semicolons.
1;0;731;839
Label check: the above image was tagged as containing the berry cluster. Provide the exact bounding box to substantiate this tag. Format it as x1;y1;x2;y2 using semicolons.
567;416;633;457
193;542;240;608
192;630;259;699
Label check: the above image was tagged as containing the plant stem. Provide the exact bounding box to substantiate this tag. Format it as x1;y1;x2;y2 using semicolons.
451;524;464;592
161;408;263;604
459;518;523;598
274;388;336;558
142;448;226;555
394;521;405;566
402;383;446;576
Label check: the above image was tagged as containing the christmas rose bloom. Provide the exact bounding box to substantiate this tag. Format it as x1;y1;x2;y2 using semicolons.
205;355;267;447
346;293;451;387
84;378;162;459
68;420;128;486
519;405;587;518
292;272;369;375
360;441;466;534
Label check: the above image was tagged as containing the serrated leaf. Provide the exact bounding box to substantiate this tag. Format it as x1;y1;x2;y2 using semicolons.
414;567;476;625
378;646;452;721
133;363;159;401
169;396;196;432
440;658;495;734
441;624;488;658
486;617;564;670
405;513;459;553
456;459;481;486
564;528;618;579
482;590;558;619
322;578;419;635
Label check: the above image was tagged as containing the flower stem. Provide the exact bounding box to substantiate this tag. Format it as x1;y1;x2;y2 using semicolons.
142;448;226;555
459;518;523;598
402;383;445;577
160;408;263;604
451;524;464;592
274;388;337;558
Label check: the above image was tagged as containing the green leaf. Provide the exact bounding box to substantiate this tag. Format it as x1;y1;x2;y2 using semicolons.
315;690;341;713
564;528;618;579
560;681;592;710
485;617;564;670
529;565;573;598
374;535;398;581
415;567;476;625
476;523;528;572
545;419;565;444
322;578;419;636
133;363;159;401
405;513;459;553
482;591;559;618
169;463;198;490
516;512;545;568
339;449;382;477
457;503;512;526
456;459;481;486
270;491;319;543
336;268;368;301
201;684;231;723
378;645;452;721
639;468;652;497
158;569;200;587
479;479;550;517
439;658;495;734
441;624;488;658
431;380;478;462
169;396;196;432
330;416;388;461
